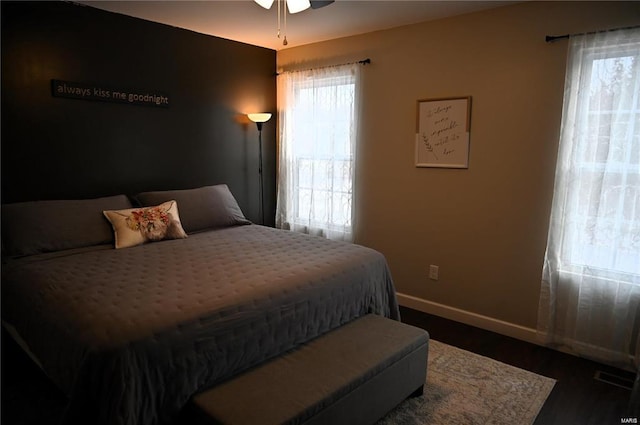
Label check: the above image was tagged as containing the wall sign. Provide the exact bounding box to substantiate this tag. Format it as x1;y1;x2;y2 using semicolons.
51;79;170;108
415;96;471;168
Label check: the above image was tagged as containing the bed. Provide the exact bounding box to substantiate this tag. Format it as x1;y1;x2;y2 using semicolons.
1;184;400;425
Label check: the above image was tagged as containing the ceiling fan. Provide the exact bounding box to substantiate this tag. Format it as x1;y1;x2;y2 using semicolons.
309;1;335;9
254;0;335;13
254;0;335;45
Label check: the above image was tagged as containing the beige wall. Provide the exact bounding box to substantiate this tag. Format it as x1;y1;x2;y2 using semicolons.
277;2;640;331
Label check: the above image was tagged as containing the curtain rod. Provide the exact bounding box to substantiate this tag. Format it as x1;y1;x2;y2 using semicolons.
276;58;371;76
546;24;640;43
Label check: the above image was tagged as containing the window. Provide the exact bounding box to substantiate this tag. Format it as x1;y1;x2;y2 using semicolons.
276;64;361;241
538;28;640;369
557;41;640;279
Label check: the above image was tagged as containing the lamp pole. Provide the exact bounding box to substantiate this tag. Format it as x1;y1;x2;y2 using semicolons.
247;113;272;226
257;121;265;225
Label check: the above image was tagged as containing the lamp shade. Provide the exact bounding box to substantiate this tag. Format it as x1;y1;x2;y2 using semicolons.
254;0;274;9
286;0;310;13
253;0;309;13
248;113;272;123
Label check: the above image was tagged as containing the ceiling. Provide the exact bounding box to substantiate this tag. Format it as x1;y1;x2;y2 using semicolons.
78;0;519;51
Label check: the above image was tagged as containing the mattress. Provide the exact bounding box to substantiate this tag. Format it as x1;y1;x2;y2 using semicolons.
1;224;399;425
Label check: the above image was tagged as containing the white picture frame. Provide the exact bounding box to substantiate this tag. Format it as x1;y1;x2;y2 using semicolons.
415;96;472;168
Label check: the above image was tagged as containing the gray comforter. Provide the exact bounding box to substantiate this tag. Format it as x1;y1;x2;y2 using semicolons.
1;225;399;425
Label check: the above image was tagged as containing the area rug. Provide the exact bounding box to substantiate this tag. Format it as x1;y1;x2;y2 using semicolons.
377;340;556;425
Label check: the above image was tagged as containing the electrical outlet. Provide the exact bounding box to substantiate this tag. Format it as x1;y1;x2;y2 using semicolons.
429;265;439;281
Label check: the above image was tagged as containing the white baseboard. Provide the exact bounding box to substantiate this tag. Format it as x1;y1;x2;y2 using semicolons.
396;292;541;346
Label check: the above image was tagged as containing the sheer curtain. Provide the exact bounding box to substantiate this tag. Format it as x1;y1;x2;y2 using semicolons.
276;63;361;242
539;28;640;370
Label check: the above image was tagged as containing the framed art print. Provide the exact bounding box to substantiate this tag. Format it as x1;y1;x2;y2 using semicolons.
415;96;471;168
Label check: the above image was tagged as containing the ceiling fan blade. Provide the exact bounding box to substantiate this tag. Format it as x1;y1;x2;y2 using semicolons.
310;0;335;9
254;0;275;9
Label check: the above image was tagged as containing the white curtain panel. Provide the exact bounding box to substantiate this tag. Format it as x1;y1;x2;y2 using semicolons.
276;63;361;242
539;28;640;370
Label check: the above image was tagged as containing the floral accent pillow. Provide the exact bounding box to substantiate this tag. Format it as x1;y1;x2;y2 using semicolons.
103;200;188;249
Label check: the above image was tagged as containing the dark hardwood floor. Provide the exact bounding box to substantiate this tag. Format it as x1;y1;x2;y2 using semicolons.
1;306;637;424
399;306;638;425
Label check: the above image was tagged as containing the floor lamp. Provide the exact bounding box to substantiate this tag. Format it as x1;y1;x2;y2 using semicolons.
248;113;272;225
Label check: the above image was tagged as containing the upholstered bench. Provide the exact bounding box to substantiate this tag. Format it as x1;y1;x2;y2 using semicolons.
188;314;429;425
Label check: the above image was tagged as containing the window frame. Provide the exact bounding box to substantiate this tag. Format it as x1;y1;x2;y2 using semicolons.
288;74;357;230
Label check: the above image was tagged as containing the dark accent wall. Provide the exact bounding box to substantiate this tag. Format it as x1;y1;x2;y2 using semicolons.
1;1;277;225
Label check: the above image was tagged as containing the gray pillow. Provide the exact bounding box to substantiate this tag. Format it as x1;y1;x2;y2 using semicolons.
135;184;251;233
2;195;133;257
